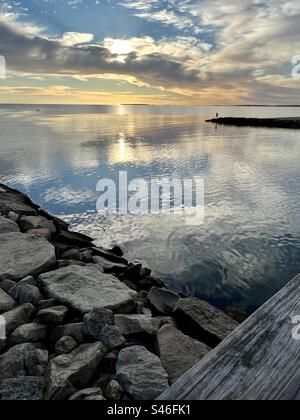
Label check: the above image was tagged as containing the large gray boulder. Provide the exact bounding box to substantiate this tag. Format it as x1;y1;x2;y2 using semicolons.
0;185;37;216
0;233;56;281
117;346;169;400
19;215;56;234
93;256;128;276
173;298;239;347
0;289;16;314
26;228;52;240
37;306;69;325
39;265;137;314
0;377;45;400
0;217;20;234
57;259;85;269
9;323;48;346
0;343;37;380
0;279;16;294
45;342;106;400
55;230;94;248
115;314;160;336
148;287;180;315
157;324;211;384
1;303;36;336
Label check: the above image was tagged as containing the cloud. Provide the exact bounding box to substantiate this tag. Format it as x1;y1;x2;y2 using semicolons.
0;11;45;36
134;9;195;32
0;19;202;93
1;0;300;104
57;32;95;47
119;0;201;33
0;85;185;105
117;0;300;102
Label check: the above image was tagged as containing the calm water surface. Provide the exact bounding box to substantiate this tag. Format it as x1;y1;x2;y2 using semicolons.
1;104;300;312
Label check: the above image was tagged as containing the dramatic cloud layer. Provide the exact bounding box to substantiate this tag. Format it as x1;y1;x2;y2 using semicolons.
0;0;300;104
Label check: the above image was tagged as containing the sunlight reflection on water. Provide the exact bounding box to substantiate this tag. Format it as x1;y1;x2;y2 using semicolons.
1;104;300;312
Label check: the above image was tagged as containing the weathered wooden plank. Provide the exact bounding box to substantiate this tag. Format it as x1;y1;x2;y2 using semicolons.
159;274;300;400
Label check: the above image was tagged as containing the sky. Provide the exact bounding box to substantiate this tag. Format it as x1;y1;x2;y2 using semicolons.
0;0;300;105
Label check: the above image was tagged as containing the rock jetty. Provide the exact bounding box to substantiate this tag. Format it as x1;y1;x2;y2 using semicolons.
206;117;300;129
0;183;242;400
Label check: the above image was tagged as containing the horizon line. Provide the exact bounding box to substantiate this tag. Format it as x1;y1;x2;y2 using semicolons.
0;103;300;108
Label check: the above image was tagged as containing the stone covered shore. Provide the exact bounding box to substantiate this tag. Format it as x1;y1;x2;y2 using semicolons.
0;183;245;401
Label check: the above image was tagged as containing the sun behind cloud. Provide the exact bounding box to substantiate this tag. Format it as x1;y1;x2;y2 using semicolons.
108;39;133;56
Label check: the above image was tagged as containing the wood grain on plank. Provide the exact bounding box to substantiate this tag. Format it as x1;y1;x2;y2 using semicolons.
159;274;300;400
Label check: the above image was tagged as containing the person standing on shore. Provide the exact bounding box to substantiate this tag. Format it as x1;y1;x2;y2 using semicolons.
216;112;219;119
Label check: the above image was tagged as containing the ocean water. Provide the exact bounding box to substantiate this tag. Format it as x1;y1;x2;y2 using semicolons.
1;104;300;312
